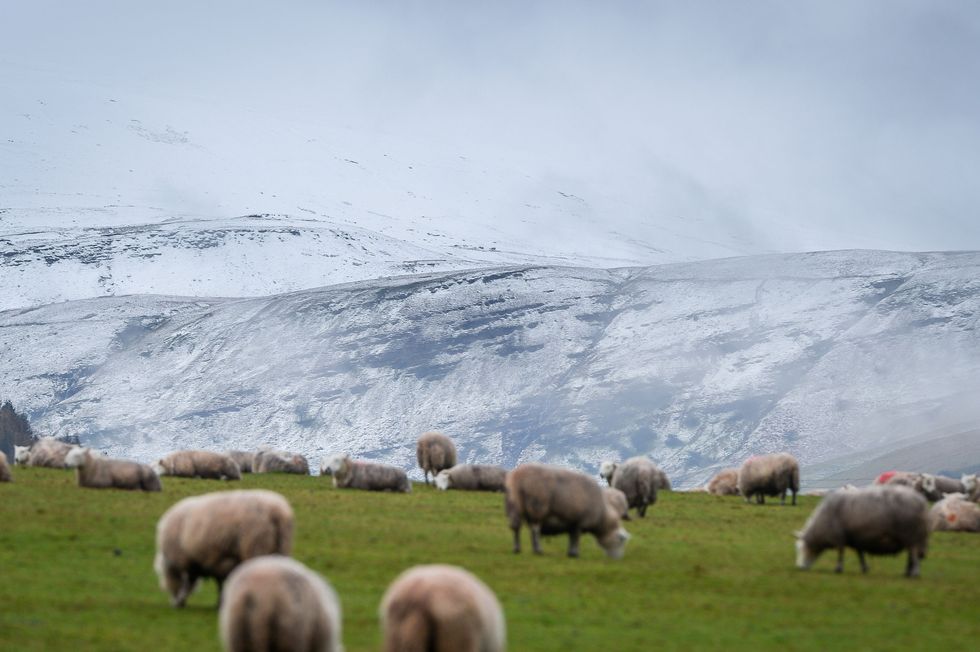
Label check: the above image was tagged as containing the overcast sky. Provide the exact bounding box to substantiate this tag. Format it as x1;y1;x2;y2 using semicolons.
3;1;979;252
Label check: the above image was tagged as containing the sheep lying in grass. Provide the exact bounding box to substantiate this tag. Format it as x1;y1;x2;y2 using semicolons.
0;451;11;482
435;464;507;492
930;493;980;532
225;450;255;474
153;450;241;480
65;448;161;491
254;449;310;475
219;555;342;652
707;468;740;496
609;457;662;517
505;463;630;559
796;485;929;577
963;474;980;502
921;474;966;500
738;453;799;505
321;454;411;493
416;432;457;485
154;490;294;607
380;564;505;652
15;437;78;468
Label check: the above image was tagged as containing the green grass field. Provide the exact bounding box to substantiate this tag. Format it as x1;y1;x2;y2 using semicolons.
1;467;977;651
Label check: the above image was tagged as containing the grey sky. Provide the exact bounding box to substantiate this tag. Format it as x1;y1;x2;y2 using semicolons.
3;1;979;253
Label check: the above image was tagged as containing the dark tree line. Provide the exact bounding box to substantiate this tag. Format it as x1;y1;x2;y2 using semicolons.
0;400;37;462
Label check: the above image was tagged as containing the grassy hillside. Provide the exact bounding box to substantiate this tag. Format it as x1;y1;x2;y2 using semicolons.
1;468;977;651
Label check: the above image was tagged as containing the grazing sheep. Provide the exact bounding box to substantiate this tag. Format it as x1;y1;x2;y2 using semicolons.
963;474;979;501
254;449;310;475
321;454;411;493
795;485;929;577
416;432;457;485
64;448;161;491
600;459;671;491
603;487;630;521
153;450;241;481
505;463;630;559
225;450;255;474
380;564;505;652
154;489;294;607
434;464;507;492
15;437;78;468
610;457;661;517
707;468;740;496
0;451;11;482
738;453;800;505
930;493;980;532
219;555;342;652
921;473;966;499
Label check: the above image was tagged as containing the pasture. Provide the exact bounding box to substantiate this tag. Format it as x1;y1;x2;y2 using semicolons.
0;467;977;651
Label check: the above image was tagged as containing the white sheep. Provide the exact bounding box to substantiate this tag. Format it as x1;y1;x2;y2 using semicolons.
321;454;411;493
65;447;161;491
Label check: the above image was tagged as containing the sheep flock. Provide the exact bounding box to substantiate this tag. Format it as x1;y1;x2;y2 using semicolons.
4;429;979;650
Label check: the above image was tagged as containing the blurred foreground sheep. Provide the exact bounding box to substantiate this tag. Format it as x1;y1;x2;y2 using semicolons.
220;555;342;652
380;564;505;652
795;485;929;577
154;490;294;607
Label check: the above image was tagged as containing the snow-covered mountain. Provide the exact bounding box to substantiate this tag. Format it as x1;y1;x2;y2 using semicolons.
3;250;977;487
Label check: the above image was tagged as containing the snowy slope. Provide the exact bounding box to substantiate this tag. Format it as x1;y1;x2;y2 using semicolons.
2;250;978;487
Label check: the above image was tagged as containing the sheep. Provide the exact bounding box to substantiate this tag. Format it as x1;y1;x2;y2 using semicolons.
154;489;294;608
795;485;929;577
929;493;980;532
603;487;630;521
0;451;11;482
921;473;966;499
609;456;661;517
219;555;342;652
380;564;505;652
225;450;255;474
153;450;241;481
321;454;411;493
254;449;310;475
875;470;942;501
738;453;800;505
416;432;457;485
600;459;671;491
963;474;979;501
505;463;630;559
707;468;740;496
15;437;78;468
434;464;507;492
64;447;161;491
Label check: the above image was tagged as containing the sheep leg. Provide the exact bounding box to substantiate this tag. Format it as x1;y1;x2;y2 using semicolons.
638;503;647;518
835;548;844;573
511;525;521;554
791;489;797;506
567;529;581;558
781;490;787;505
757;494;765;505
858;550;868;574
173;574;195;608
530;524;543;555
906;549;920;578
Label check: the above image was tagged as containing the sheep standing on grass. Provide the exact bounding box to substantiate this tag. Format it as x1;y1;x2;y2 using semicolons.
65;448;161;491
254;449;310;475
14;437;78;468
225;450;255;474
380;564;505;652
930;493;980;532
609;457;661;517
435;464;507;492
417;432;457;485
738;453;800;505
153;450;241;480
707;468;740;496
321;454;411;492
505;463;630;559
154;490;294;607
795;485;929;577
0;451;11;482
219;555;342;652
